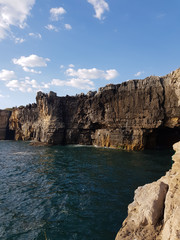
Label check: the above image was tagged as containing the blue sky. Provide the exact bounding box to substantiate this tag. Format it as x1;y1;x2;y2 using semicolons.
0;0;180;109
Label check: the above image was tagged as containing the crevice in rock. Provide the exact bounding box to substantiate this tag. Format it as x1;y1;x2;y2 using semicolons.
159;77;166;119
156;184;169;228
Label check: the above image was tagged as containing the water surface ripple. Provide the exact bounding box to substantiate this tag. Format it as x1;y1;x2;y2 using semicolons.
0;141;172;240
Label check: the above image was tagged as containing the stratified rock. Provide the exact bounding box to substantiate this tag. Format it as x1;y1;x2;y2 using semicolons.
115;141;180;240
8;68;180;149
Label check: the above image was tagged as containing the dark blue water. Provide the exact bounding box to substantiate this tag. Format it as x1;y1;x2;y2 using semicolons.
0;141;172;240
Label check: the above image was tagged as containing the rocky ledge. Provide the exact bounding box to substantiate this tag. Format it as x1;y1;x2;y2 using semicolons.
2;67;180;150
115;141;180;240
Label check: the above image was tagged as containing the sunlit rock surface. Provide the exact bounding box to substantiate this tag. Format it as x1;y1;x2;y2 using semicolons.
115;141;180;240
7;68;180;149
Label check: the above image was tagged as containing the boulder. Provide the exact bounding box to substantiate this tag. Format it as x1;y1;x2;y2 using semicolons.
115;141;180;240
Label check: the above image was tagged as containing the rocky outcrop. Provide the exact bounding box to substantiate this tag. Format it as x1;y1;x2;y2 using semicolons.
7;68;180;149
0;110;14;140
115;141;180;240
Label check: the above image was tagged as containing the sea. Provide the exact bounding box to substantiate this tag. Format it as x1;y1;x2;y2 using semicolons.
0;141;173;240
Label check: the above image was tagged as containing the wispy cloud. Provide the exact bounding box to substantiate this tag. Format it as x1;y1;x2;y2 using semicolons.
6;78;49;92
14;37;25;44
50;7;66;21
60;65;65;69
68;64;75;68
0;93;9;98
65;23;72;30
134;71;144;77
157;13;166;19
0;0;35;40
87;0;109;20
29;32;42;39
23;67;41;74
45;24;58;32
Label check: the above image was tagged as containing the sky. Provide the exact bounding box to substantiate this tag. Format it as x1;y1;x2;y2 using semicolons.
0;0;180;109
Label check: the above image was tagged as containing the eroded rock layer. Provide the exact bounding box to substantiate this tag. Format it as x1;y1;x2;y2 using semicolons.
7;68;180;149
115;141;180;240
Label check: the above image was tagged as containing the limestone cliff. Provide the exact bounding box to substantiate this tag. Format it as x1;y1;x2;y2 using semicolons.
115;141;180;240
8;68;180;149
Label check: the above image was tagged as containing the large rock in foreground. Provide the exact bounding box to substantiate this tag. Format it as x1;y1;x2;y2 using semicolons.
8;68;180;149
115;141;180;240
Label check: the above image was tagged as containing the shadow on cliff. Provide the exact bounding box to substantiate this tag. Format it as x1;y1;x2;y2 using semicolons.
145;127;180;149
6;127;15;140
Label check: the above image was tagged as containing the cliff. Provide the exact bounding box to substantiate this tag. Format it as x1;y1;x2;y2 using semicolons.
7;68;180;149
0;110;14;140
115;141;180;240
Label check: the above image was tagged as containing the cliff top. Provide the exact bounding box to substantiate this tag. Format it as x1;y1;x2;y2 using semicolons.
36;68;180;101
2;67;180;111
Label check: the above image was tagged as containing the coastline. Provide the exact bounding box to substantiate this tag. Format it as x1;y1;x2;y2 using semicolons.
1;68;180;238
115;141;180;240
1;68;180;150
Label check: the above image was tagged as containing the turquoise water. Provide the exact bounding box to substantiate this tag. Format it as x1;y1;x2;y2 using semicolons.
0;141;172;240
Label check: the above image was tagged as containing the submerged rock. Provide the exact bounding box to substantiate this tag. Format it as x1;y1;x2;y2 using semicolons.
115;141;180;240
6;68;180;149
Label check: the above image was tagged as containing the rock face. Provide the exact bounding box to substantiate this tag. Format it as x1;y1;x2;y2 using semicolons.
115;141;180;240
0;110;14;140
7;68;180;149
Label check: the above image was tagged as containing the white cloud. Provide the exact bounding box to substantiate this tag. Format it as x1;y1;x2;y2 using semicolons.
87;0;109;20
23;67;41;74
51;78;94;90
105;69;119;80
157;13;166;19
6;79;19;88
66;68;102;79
29;32;42;39
51;79;66;87
60;65;65;69
6;78;49;92
65;23;72;30
0;0;35;40
51;66;118;91
0;93;9;98
45;24;58;32
50;7;66;21
14;37;25;44
134;71;144;77
0;69;16;81
68;78;94;90
12;54;50;70
66;67;118;80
